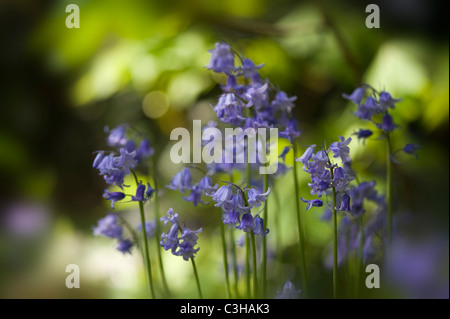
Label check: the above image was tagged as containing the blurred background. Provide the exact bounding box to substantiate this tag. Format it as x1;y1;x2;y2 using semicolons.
0;0;448;299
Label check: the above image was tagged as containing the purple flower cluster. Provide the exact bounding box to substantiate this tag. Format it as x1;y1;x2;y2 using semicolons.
160;208;202;261
297;137;355;212
343;86;402;133
93;214;134;254
93;124;156;209
167;167;218;206
92;124;156;253
207;42;301;142
208;183;270;236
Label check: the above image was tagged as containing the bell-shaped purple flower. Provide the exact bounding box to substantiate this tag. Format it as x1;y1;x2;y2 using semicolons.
237;213;254;232
116;238;133;254
247;187;270;208
253;216;269;236
93;214;123;239
330;136;352;163
207;42;235;74
376;113;397;132
342;87;366;105
379;91;402;111
160;223;180;252
336;193;352;212
300;198;323;211
160;208;179;226
103;190;126;208
167;167;192;193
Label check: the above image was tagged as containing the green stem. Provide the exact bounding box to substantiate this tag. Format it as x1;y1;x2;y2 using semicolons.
138;201;156;299
131;169;155;299
356;213;364;298
151;160;170;297
292;142;308;296
191;258;203;299
245;233;251;298
229;173;240;298
261;172;269;298
386;133;393;247
329;166;338;299
250;231;258;299
230;227;240;298
220;219;232;298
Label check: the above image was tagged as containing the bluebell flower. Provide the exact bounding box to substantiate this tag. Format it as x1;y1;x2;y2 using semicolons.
336;193;351;212
160;208;179;226
275;281;301;299
253;216;269;236
198;176;218;195
92;151;105;169
175;241;200;261
207;42;235;74
138;220;156;238
300;198;323;211
403;143;420;159
296;145;316;165
93;214;123;239
209;184;233;208
237;213;254;232
167;167;192;193
102;169;126;188
240;58;263;83
179;227;202;247
330;136;352;163
212;93;244;125
354;129;373;143
160;223;180;252
114;148;137;175
278;119;301;142
222;192;250;213
222;210;241;226
308;177;330;197
247;187;270;208
116;238;134;254
342;87;366;105
103;190;126;208
278;146;291;162
183;184;206;206
376;113;397;132
132;182;146;202
106;125;128;147
145;183;155;199
332;167;353;192
245;83;269;109
271;91;297;113
136;138;155;160
379;91;402;111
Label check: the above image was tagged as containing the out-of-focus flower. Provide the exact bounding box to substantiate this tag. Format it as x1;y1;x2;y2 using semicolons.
275;281;301;299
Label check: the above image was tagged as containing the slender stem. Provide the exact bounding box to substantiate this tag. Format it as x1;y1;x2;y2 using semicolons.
191;258;203;299
292;142;308;296
131;169;155;299
356;213;364;298
329;166;338;299
229;173;240;298
220;219;232;298
138;201;156;299
250;231;258;299
386;133;393;247
230;227;240;298
261;172;269;298
245;233;251;298
117;214;141;253
151;159;170;296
